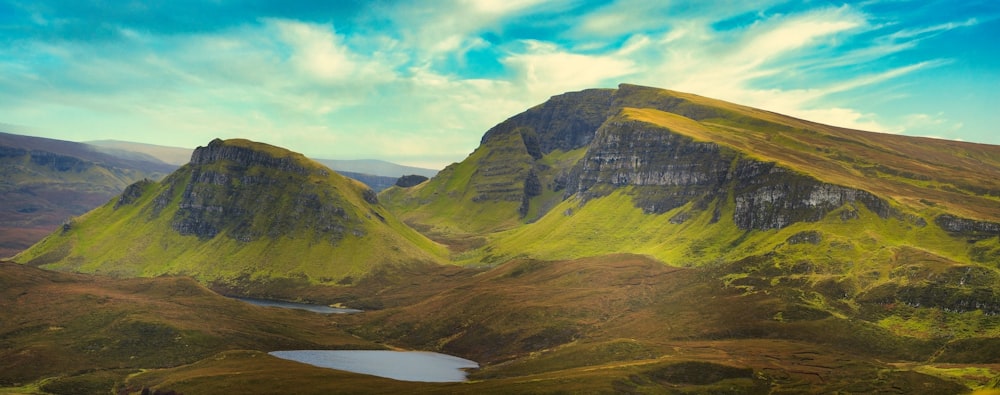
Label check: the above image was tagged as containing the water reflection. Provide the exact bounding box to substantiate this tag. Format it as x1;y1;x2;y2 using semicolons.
233;297;362;314
270;350;479;382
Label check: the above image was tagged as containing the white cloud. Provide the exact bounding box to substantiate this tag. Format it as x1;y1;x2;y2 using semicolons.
889;18;978;40
0;1;990;168
738;9;863;66
503;40;635;95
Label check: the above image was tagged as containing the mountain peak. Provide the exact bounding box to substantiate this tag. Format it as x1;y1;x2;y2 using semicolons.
16;138;446;291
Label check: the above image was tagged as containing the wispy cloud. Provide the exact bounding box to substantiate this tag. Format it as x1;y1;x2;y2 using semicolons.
0;0;996;167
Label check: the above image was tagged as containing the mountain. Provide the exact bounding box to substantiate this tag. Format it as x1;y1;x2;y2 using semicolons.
89;139;439;192
13;138;446;295
6;86;1000;393
376;84;1000;384
0;132;177;258
383;84;1000;263
337;171;403;193
86;139;195;166
314;158;438;179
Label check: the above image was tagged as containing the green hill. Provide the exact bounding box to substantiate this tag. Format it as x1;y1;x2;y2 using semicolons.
13;138;446;294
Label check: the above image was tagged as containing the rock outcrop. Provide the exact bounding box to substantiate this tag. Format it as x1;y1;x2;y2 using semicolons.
395;174;429;188
167;140;361;242
565;119;893;230
935;214;1000;239
480;88;615;154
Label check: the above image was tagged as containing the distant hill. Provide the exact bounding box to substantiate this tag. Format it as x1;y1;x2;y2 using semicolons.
314;158;438;179
86;139;195;166
14;138;446;293
0;132;177;257
337;171;400;192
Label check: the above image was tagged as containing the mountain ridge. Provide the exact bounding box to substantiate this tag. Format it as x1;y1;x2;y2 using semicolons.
384;84;1000;239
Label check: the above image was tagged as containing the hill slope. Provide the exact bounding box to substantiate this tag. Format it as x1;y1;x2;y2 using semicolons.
0;132;177;257
14;138;446;293
381;84;1000;369
383;84;1000;264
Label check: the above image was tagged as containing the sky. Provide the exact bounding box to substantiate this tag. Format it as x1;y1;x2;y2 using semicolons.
0;0;997;169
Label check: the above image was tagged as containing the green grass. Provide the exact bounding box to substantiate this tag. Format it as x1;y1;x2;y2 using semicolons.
14;139;448;289
381;130;535;236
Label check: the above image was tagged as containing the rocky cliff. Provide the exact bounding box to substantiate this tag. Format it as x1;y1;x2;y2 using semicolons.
564;119;895;230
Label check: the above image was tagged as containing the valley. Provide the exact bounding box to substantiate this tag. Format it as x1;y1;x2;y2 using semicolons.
4;84;1000;394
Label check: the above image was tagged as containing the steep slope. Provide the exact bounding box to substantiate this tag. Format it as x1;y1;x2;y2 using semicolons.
385;84;1000;232
0;132;177;257
14;138;446;292
383;84;1000;262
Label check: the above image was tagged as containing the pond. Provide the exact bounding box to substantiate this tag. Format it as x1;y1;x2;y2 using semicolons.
232;297;362;314
269;350;479;382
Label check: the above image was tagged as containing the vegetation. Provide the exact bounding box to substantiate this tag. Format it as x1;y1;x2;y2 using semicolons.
6;85;1000;393
13;139;446;293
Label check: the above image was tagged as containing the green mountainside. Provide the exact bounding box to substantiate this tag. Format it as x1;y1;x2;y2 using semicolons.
14;138;446;293
381;84;1000;367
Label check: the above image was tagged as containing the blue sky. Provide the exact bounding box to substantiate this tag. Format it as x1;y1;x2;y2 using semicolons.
0;0;997;168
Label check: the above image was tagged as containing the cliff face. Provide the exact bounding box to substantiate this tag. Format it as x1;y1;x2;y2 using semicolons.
112;139;361;243
188;138;313;175
562;119;894;230
480;88;615;155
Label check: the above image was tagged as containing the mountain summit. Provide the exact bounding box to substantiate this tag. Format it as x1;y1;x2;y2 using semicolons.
15;138;445;293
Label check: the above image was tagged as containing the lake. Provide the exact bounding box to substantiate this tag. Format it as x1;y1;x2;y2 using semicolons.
232;297;362;314
269;350;479;382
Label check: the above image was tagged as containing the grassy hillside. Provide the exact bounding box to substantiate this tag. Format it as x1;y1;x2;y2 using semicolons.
120;255;998;394
0;262;378;394
381;129;536;237
13;139;447;292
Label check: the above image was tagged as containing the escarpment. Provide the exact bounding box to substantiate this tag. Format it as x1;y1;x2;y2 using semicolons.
564;119;893;230
172;141;365;242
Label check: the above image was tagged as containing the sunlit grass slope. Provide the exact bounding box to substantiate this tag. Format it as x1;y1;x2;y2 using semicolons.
381;129;535;235
14;139;446;289
616;86;1000;222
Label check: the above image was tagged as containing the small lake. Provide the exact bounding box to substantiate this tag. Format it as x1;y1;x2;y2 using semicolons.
232;297;362;314
269;350;479;382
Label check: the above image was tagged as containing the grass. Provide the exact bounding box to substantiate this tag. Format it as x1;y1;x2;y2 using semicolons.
14;139;448;289
381;130;535;236
620;96;1000;222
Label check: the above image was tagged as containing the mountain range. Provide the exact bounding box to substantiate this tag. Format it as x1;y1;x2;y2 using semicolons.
5;84;1000;393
